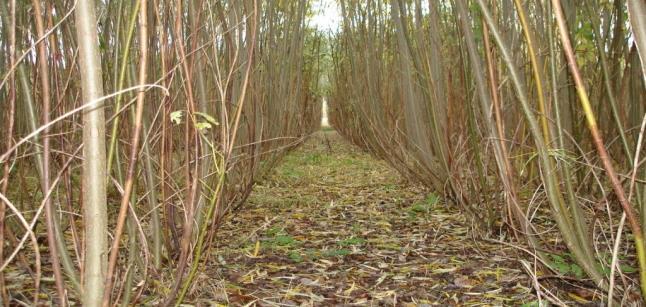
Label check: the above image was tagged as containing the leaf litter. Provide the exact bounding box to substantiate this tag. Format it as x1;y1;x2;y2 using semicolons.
189;131;540;306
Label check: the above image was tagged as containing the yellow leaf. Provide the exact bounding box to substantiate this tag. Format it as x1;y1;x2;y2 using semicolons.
253;240;260;257
567;292;589;304
343;282;356;296
434;267;457;273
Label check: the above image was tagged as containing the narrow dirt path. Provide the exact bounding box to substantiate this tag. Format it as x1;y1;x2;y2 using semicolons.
193;131;538;305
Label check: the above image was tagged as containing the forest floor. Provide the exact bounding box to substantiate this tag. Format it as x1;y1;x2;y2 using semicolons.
189;131;545;306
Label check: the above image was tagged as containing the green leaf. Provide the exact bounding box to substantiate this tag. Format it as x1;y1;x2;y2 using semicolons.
266;226;283;236
425;193;440;206
570;263;583;279
521;300;547;307
549;254;565;263
411;203;428;213
548;254;571;275
621;264;638;273
170;110;183;125
195;122;212;131
194;112;219;126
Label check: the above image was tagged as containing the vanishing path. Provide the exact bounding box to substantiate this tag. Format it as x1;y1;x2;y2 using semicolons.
193;131;538;305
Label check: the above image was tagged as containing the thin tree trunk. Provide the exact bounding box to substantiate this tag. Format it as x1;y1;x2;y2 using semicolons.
75;0;108;304
627;0;646;82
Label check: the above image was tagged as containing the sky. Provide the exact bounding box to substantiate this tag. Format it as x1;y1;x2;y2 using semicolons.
309;0;342;32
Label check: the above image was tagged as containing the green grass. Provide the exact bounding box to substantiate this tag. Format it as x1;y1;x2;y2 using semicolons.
337;237;365;247
409;192;440;215
263;227;299;248
322;249;351;257
288;251;304;262
284;247;356;263
546;253;584;278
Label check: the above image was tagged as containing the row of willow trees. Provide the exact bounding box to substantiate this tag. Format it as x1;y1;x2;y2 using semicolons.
329;0;646;303
0;0;321;305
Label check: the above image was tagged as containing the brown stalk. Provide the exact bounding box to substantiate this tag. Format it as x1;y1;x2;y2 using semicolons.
0;0;16;304
482;19;520;233
31;0;66;304
102;0;149;304
163;0;202;303
152;0;179;256
552;0;646;299
226;0;259;158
